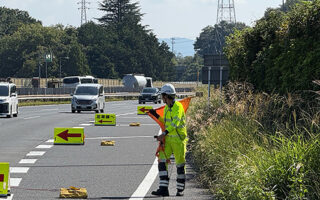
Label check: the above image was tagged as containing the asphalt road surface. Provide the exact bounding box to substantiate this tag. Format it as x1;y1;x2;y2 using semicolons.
0;100;212;200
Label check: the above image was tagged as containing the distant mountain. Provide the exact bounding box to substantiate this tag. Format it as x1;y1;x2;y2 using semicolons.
159;38;195;57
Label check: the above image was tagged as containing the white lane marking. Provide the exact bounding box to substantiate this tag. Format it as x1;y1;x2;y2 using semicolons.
36;145;53;149
116;112;136;117
129;129;161;200
10;167;29;173
46;139;54;143
116;124;157;127
86;136;153;140
119;117;149;119
23;116;40;120
109;103;126;106
41;108;58;111
10;178;22;187
89;121;95;123
19;159;37;164
27;151;46;156
80;124;92;126
129;158;158;200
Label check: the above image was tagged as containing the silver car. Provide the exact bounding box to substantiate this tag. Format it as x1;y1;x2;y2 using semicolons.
71;84;105;113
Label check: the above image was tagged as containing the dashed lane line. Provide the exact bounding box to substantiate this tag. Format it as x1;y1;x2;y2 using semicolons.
36;145;53;149
19;159;37;164
10;178;22;187
26;151;46;157
23;116;40;120
10;167;29;173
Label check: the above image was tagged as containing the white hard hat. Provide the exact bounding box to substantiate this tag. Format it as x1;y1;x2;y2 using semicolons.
160;83;176;95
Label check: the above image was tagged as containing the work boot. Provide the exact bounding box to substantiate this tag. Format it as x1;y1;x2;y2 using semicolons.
176;189;184;196
151;187;169;196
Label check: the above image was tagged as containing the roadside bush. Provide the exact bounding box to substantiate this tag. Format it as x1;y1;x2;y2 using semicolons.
189;83;320;199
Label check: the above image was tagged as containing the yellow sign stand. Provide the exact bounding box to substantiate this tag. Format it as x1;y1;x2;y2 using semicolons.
54;128;85;145
95;114;116;126
137;106;153;115
0;163;9;197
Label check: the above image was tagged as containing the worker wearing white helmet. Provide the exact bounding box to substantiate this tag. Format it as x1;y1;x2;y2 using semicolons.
149;83;188;197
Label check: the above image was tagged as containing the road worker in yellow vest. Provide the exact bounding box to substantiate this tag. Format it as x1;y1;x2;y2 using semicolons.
149;83;188;197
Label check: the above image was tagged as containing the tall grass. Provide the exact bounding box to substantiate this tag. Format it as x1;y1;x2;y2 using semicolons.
188;82;320;199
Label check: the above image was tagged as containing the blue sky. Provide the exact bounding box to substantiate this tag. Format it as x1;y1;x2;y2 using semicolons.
1;0;282;40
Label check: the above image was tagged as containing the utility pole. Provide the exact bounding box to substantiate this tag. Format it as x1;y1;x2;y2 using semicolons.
171;38;175;54
217;0;236;24
78;0;90;25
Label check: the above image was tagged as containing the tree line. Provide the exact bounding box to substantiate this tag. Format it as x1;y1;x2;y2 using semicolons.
0;0;175;81
224;0;320;94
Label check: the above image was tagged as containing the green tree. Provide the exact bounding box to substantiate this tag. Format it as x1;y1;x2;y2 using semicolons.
0;7;40;38
194;21;247;56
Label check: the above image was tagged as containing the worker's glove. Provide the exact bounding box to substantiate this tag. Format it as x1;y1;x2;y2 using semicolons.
149;109;160;119
162;130;169;136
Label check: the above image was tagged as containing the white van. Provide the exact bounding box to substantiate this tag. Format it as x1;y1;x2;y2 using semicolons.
0;83;18;118
71;84;105;113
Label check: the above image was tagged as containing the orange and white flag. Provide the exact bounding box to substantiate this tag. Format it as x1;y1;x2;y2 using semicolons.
148;97;192;131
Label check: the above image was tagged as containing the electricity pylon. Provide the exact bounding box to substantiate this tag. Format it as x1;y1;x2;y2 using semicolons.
78;0;90;25
217;0;236;23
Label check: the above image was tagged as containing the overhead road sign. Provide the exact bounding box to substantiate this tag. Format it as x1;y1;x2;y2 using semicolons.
204;54;229;67
0;163;10;197
202;66;229;85
54;128;85;145
137;106;153;115
95;114;116;126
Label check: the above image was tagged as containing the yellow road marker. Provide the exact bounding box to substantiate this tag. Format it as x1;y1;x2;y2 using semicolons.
130;122;141;126
101;140;115;146
60;186;87;199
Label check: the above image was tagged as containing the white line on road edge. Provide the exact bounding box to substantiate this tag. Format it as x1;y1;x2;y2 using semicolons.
23;116;40;120
19;159;37;164
10;167;29;173
10;178;22;187
129;158;158;200
26;151;46;156
85;136;153;140
129;129;161;200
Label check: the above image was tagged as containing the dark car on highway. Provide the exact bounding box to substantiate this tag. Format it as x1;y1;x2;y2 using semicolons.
138;87;161;104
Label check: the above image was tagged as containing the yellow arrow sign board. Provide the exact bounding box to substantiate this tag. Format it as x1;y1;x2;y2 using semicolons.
137;106;153;115
0;163;9;197
95;114;116;126
54;127;84;145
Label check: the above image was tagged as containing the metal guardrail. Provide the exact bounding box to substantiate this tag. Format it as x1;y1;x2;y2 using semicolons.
18;92;195;103
17;87;194;96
